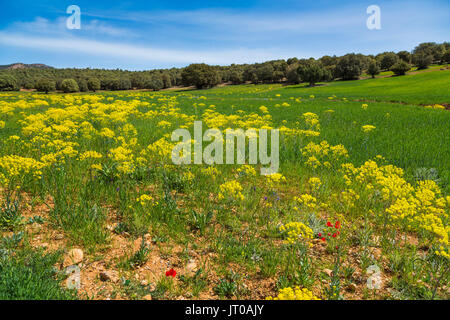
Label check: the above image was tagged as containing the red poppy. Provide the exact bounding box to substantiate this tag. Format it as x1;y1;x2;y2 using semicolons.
165;268;177;277
332;233;337;238
327;221;332;227
318;233;322;237
321;237;326;242
335;221;341;229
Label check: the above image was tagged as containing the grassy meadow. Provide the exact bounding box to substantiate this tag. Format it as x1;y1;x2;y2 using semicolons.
0;68;449;300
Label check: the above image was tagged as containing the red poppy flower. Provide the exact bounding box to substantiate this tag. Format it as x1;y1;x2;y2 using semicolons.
327;221;332;227
318;233;322;237
321;237;326;242
332;233;337;238
335;221;341;229
165;268;177;277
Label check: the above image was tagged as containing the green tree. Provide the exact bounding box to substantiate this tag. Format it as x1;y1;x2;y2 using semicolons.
144;74;164;91
413;53;433;70
229;69;244;84
443;50;450;64
334;54;363;80
35;79;56;93
297;60;329;86
397;51;412;63
391;61;411;76
181;64;220;89
379;52;399;70
61;79;79;93
87;78;101;92
0;75;19;91
367;60;380;78
77;79;88;92
286;64;301;84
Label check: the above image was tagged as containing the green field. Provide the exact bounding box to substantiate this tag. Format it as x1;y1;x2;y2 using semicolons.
0;69;449;300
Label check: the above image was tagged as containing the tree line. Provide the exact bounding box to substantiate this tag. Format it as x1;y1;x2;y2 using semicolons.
0;42;449;92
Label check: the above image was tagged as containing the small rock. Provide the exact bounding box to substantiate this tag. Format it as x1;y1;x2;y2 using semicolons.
346;283;357;292
63;248;84;267
99;271;119;283
54;234;64;240
323;268;333;277
142;295;152;300
185;260;198;275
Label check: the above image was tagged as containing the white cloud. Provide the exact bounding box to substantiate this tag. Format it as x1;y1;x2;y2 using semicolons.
0;32;299;65
6;17;133;37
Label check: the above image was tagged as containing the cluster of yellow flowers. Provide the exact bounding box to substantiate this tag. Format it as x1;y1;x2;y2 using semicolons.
308;177;322;192
424;104;445;110
341;159;449;257
218;180;245;202
279;221;314;244
0;155;44;185
266;286;320;300
361;125;376;133
236;164;257;177
302;141;349;169
265;173;286;187
136;194;158;208
294;194;318;211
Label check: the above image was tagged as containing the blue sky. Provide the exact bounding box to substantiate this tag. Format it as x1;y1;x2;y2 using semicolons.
0;0;449;70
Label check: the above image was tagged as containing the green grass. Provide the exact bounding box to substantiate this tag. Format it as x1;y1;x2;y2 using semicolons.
0;68;448;300
0;243;77;300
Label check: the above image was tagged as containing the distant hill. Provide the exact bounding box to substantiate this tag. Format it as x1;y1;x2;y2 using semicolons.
0;63;53;70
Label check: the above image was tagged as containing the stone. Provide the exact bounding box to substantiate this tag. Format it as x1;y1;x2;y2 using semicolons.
64;248;84;267
185;259;198;275
54;234;64;240
323;268;333;277
99;271;119;283
346;283;357;292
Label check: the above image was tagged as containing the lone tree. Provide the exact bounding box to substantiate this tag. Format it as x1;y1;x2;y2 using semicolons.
181;64;220;89
297;61;329;86
0;75;19;91
61;79;79;93
35;79;56;93
367;60;380;78
87;78;101;92
391;61;411;76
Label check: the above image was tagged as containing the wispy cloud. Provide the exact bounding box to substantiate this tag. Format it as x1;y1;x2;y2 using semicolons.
0;32;297;65
6;16;134;37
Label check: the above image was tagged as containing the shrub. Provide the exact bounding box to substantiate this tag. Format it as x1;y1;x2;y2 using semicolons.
35;79;56;93
391;61;411;76
61;79;79;93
